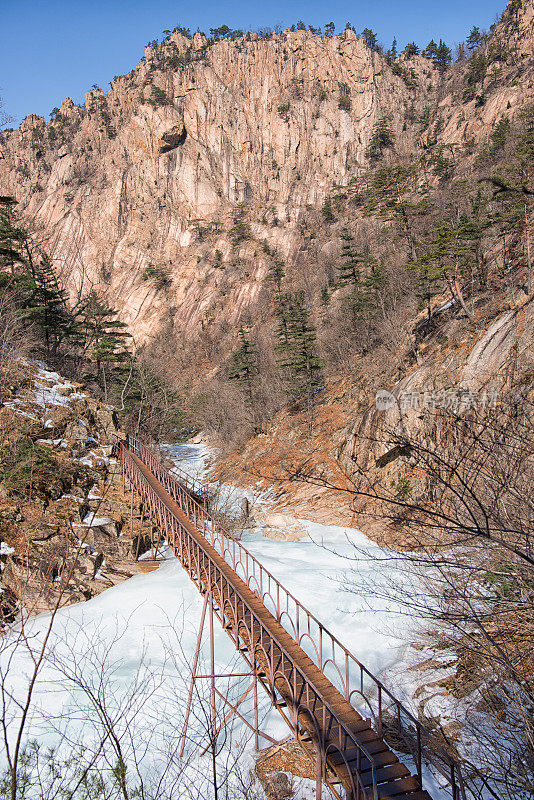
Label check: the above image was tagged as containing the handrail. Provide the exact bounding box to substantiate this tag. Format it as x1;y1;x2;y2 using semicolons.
124;435;493;800
119;443;379;800
127;436;207;500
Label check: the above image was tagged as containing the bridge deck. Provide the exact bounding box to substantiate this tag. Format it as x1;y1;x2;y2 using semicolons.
125;448;433;800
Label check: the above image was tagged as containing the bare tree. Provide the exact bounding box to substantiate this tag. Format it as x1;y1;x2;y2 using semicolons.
0;535;97;800
0;93;13;134
280;388;534;798
0;595;267;800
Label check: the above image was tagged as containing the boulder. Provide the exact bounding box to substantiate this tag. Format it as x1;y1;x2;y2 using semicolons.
93;405;124;442
264;773;293;800
63;417;89;442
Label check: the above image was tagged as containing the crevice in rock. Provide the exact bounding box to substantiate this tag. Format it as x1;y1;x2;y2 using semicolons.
159;124;187;153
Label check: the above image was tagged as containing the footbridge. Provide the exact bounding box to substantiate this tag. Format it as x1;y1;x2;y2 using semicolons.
116;436;479;800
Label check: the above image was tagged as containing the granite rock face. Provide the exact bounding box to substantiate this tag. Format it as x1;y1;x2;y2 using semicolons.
1;1;532;345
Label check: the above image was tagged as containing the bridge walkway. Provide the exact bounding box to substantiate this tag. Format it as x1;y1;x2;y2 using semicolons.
120;442;444;800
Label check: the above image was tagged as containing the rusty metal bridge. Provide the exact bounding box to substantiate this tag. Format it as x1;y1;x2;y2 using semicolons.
117;436;481;800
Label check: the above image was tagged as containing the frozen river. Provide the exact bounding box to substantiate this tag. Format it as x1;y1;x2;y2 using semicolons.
0;441;446;799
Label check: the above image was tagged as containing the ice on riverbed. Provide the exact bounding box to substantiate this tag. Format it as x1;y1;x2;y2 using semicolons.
0;557;285;796
162;442;262;520
241;521;412;680
163;442;213;482
0;440;450;799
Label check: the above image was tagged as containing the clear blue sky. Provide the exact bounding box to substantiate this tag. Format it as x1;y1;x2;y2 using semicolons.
1;0;506;127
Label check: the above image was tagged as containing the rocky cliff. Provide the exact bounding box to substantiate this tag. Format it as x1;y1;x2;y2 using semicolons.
0;360;160;620
1;0;532;350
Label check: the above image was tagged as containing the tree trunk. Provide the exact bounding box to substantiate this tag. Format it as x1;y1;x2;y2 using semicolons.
450;257;475;322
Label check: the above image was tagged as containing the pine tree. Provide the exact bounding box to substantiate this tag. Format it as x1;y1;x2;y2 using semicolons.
413;218;478;321
339;246;385;326
275;292;322;411
361;28;378;51
467;26;483;51
465;53;487;87
210;25;231;40
321;195;335;222
466;190;491;287
423;40;438;59
0;198;75;355
336;232;381;300
366;118;395;159
74;291;131;399
0;197;26;275
411;253;444;323
491;116;511;152
228;326;259;406
274;292;291;347
265;258;286;302
337;230;363;287
25;255;73;356
403;42;419;57
361;164;432;259
489;108;534;293
434;40;452;74
229;203;251;244
0;197;135;375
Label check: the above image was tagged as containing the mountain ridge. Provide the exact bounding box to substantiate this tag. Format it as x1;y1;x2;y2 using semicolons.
1;0;532;346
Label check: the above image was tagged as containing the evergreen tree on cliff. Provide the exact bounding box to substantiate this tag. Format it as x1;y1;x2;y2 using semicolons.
489;107;534;293
275;292;322;428
228;326;259;407
26;255;73;357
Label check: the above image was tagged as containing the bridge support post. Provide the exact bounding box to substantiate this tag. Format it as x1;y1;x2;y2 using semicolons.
180;591;210;758
179;588;275;761
315;750;323;800
209;586;219;800
209;589;217;746
253;669;259;751
134;504;144;561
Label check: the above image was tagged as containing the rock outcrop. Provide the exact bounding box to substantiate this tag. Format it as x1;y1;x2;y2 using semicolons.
0;362;154;618
0;0;532;347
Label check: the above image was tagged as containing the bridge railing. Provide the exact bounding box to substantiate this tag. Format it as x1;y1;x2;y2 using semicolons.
123;435;495;800
126;435;206;501
120;441;379;800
